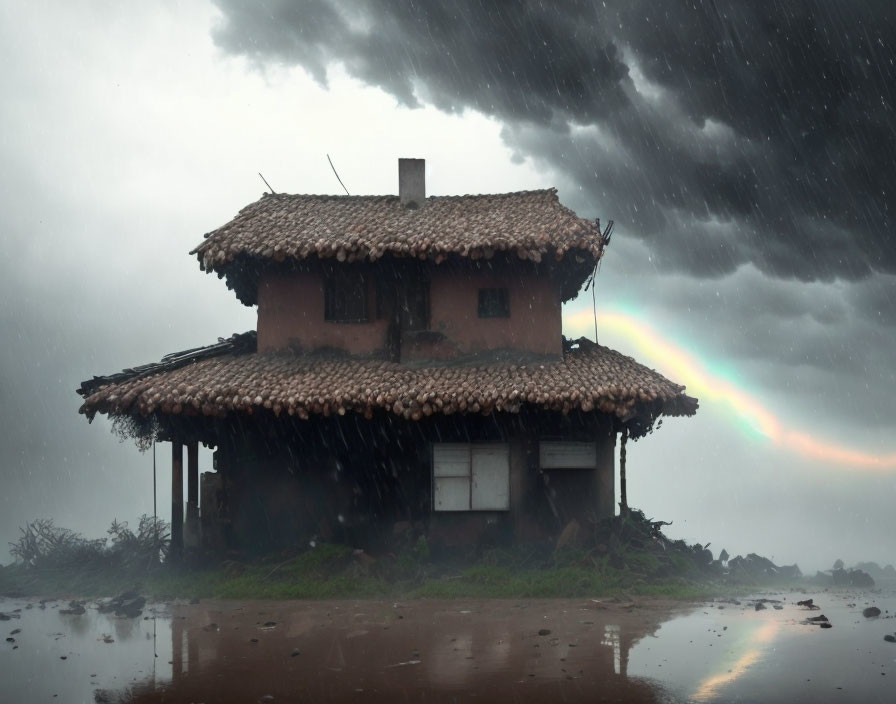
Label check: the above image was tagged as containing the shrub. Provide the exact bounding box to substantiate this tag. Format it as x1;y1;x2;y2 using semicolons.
9;515;170;573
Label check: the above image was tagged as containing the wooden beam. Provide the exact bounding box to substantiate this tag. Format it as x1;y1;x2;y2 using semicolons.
171;440;183;562
185;441;199;551
619;428;628;515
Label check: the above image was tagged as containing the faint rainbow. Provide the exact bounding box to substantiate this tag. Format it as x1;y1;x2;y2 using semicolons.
692;621;780;701
563;308;896;472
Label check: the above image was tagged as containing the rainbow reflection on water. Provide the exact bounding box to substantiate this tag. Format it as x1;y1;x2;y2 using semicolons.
692;620;780;701
564;308;896;472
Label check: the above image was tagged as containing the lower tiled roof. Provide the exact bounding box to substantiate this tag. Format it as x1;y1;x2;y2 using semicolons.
78;334;697;424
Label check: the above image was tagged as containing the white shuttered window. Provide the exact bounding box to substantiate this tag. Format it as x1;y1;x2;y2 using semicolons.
433;443;510;511
539;441;598;469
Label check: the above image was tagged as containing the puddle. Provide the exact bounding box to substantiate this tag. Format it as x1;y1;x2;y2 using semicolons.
628;589;896;702
0;598;172;702
2;590;894;702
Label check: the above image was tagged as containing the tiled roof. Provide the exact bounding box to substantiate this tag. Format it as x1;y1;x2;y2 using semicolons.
78;334;697;427
192;189;604;272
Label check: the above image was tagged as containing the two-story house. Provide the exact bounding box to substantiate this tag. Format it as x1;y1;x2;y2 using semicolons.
78;159;697;557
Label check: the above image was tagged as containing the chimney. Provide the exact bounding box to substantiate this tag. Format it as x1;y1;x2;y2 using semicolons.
399;158;425;209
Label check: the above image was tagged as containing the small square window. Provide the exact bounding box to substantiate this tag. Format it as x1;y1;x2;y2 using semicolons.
324;270;368;322
478;288;510;318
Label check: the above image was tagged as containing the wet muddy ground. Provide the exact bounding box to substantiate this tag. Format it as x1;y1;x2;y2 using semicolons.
2;589;895;702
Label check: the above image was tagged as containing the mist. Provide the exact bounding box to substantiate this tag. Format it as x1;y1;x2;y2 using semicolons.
2;0;895;576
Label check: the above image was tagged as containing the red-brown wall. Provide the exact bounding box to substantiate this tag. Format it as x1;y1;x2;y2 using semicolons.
257;265;562;360
257;271;388;355
425;267;562;359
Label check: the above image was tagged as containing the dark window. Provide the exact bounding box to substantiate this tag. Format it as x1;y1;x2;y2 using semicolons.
478;288;510;318
324;270;368;322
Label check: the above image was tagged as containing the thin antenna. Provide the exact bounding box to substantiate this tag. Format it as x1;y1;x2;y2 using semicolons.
592;264;599;344
327;153;350;195
589;218;614;344
258;172;277;194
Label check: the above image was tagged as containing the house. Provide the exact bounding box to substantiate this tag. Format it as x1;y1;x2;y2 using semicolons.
78;159;697;558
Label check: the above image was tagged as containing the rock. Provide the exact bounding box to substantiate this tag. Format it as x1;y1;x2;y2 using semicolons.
60;601;86;616
538;629;551;636
10;629;20;635
755;602;767;611
884;635;896;643
819;623;833;629
115;597;146;618
291;648;301;657
797;598;818;610
806;615;829;623
863;606;882;618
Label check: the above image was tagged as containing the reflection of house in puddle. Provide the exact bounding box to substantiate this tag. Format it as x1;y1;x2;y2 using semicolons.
603;623;623;675
118;603;666;702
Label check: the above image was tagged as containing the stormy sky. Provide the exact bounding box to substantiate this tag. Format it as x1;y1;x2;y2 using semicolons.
2;1;894;571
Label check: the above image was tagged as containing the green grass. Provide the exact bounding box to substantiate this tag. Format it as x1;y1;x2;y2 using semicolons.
0;543;750;602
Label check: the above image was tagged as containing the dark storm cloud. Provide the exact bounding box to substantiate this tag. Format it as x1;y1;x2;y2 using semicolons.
212;0;895;283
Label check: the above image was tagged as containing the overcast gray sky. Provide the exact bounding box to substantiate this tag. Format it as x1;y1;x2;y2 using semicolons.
2;1;894;571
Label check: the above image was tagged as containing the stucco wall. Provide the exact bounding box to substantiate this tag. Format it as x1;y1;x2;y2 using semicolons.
257;265;562;360
257;271;388;355
425;267;562;359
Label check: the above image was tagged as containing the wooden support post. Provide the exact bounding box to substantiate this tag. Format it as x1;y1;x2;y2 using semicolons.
185;441;199;552
619;427;628;515
171;440;183;562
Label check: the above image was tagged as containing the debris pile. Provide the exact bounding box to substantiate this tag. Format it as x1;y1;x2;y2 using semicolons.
812;559;878;588
582;509;804;586
97;591;147;618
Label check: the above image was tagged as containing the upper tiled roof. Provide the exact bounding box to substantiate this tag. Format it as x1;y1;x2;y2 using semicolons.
192;189;604;272
78;334;697;433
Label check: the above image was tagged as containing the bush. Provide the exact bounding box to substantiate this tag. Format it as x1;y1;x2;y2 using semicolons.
9;519;105;569
9;515;170;573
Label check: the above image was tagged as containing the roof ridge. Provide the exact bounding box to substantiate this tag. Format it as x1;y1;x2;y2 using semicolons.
256;188;558;200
